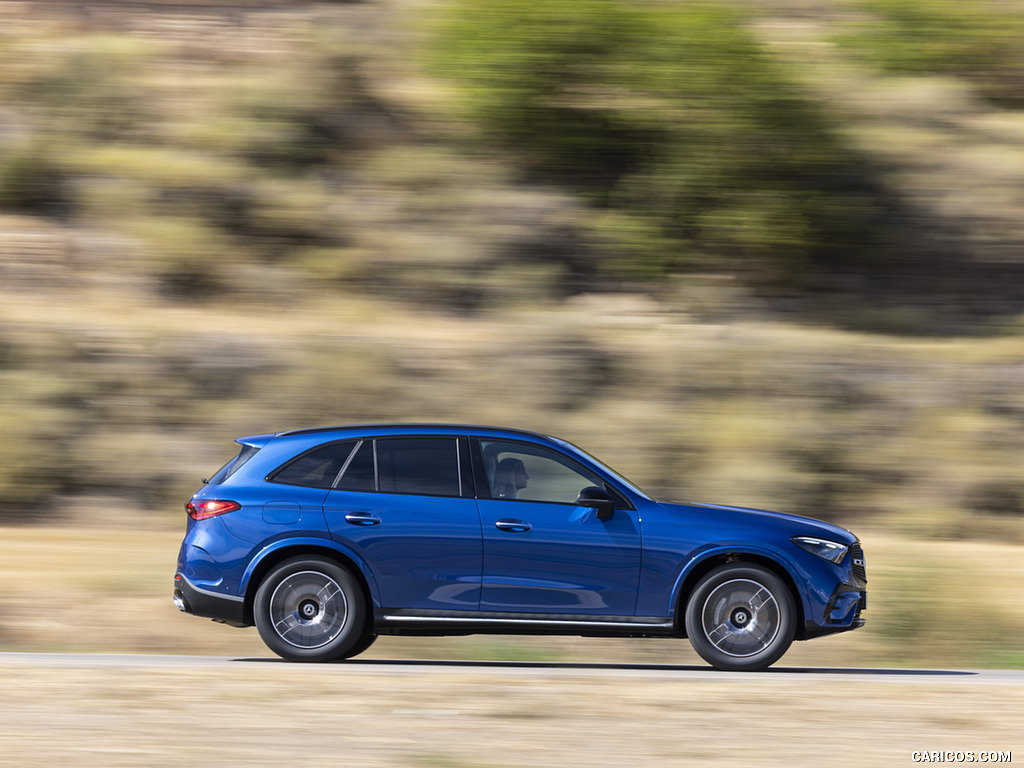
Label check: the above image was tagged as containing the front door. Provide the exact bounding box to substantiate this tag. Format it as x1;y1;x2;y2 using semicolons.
476;440;642;615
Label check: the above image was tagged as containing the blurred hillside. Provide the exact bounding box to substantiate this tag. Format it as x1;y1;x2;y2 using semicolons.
1;0;1023;543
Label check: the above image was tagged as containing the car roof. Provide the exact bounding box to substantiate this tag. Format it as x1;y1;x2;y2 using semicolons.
270;423;556;441
233;424;571;466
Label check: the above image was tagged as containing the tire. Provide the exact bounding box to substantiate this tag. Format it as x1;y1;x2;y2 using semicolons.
341;632;378;660
254;556;367;662
685;563;796;671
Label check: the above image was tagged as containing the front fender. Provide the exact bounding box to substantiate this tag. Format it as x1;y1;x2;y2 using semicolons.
667;542;807;618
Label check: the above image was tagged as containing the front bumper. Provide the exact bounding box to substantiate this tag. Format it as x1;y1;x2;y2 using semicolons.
826;582;867;625
804;582;866;639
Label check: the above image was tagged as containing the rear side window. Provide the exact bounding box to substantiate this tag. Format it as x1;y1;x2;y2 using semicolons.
207;444;261;485
336;440;375;492
376;437;461;497
269;441;357;489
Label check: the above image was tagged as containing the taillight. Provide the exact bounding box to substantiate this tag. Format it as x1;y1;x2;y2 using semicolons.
186;499;242;520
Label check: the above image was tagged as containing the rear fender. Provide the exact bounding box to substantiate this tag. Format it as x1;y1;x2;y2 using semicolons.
240;536;382;608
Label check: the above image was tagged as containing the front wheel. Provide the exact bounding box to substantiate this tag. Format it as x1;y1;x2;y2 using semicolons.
685;564;796;671
341;632;378;660
254;557;367;662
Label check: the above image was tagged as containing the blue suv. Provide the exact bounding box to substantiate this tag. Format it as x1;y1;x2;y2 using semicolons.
174;424;866;670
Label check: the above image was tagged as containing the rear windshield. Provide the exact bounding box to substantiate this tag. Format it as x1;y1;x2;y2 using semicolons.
206;444;261;485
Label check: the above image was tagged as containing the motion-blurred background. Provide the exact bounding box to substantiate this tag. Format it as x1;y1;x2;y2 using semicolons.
1;0;1023;668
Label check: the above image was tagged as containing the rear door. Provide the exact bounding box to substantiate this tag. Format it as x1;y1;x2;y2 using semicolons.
324;436;482;611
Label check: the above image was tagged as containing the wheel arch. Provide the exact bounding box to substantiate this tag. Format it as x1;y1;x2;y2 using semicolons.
241;541;377;631
674;551;808;640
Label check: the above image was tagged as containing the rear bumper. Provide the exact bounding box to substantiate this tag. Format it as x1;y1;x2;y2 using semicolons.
173;573;248;627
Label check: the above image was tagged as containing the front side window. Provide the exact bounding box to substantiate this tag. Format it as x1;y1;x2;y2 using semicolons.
376;437;461;497
479;440;604;505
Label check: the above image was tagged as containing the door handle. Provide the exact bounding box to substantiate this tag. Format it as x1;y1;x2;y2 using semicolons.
344;512;381;526
495;518;531;533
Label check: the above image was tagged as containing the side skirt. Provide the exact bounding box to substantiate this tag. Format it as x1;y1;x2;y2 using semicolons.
374;609;678;638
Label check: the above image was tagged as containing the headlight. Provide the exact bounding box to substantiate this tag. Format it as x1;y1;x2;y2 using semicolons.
792;536;849;564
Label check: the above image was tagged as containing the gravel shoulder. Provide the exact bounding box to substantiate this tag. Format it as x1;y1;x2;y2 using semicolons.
1;653;1021;768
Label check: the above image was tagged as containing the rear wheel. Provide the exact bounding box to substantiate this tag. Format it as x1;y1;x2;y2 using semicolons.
685;563;796;671
254;557;367;662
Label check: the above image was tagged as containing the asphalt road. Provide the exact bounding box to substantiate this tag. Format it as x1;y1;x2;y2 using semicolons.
4;651;1023;684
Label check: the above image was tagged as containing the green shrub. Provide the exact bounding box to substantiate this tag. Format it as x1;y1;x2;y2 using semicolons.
0;374;76;518
837;0;1024;106
0;144;74;215
8;34;160;141
431;0;886;283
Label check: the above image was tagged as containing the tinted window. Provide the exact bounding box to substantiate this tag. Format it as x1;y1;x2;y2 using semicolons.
377;437;461;497
207;444;260;485
269;441;357;489
479;440;604;504
336;440;375;492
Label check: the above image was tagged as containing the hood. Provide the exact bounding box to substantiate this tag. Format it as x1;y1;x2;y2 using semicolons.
656;500;858;544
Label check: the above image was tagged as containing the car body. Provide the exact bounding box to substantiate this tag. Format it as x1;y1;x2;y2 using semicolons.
174;424;866;670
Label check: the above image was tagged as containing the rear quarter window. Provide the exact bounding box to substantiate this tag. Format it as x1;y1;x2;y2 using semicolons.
207;444;261;485
268;440;358;489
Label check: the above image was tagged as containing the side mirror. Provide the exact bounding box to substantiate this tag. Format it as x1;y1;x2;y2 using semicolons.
576;486;615;521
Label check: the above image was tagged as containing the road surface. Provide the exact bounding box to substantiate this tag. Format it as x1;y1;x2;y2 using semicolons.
3;651;1024;683
1;652;1020;768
